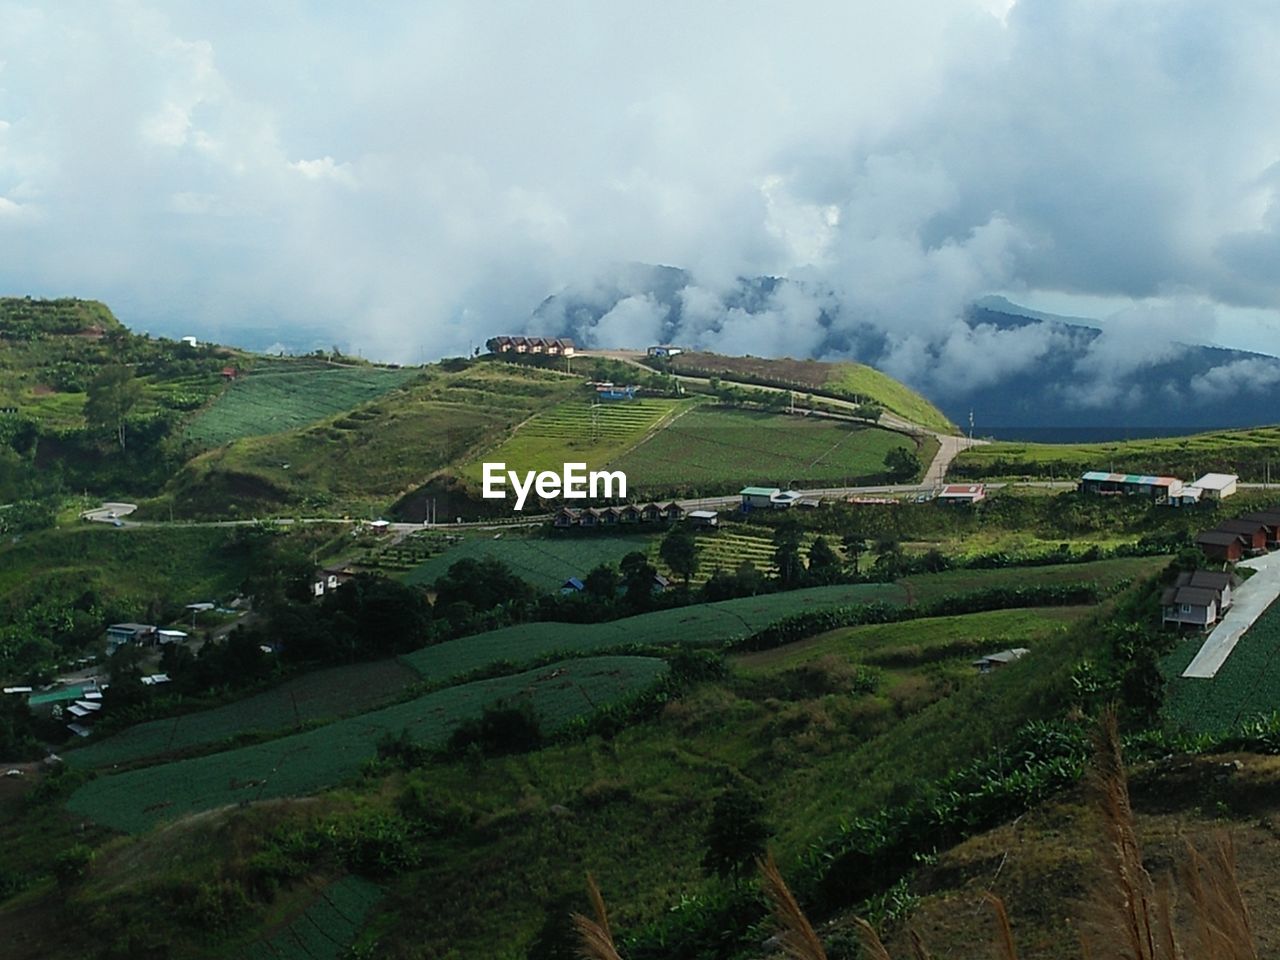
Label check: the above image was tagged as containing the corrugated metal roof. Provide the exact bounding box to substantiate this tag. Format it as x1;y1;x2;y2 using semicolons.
740;486;780;496
1080;471;1180;486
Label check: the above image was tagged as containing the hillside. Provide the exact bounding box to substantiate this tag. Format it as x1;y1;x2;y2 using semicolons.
658;351;955;434
951;423;1280;482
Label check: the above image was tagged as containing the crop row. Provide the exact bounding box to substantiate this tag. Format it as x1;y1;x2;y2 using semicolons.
245;876;383;960
66;656;667;833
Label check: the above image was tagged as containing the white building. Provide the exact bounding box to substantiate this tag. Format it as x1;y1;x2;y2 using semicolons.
1192;473;1238;500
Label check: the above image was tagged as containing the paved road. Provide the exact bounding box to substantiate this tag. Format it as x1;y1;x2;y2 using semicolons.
1182;551;1280;679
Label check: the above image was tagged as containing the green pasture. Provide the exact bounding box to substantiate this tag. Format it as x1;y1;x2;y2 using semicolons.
242;876;383;960
613;406;922;494
66;656;667;834
64;659;422;770
403;532;657;591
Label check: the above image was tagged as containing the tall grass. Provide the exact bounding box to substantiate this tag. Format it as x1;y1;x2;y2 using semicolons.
577;708;1259;960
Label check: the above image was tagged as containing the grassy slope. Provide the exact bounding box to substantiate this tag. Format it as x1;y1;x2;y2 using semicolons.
952;424;1280;481
666;351;956;433
457;395;695;483
0;525;248;608
66;656;668;834
612;405;921;494
63;659;422;770
164;364;583;516
183;365;422;447
403;531;657;591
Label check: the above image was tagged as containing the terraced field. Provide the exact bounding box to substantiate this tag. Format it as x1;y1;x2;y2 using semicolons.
185;366;421;447
67;656;667;834
678;524;838;583
401;582;909;682
1163;596;1280;735
734;606;1091;674
404;532;657;591
461;396;694;482
244;876;383;960
64;659;422;770
613;406;922;495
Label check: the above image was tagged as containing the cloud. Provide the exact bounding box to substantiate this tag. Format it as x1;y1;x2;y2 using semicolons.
0;0;1277;378
1190;357;1280;402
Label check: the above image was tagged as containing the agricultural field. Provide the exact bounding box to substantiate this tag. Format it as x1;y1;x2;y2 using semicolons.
733;606;1091;675
1162;596;1280;735
665;351;956;433
401;582;910;683
403;531;657;591
183;365;422;447
165;365;581;517
613;405;927;495
66;656;668;833
660;523;837;583
950;425;1280;482
459;395;695;484
64;659;422;770
897;555;1169;605
243;876;383;960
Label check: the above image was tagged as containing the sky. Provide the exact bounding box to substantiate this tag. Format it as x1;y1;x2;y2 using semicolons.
2;0;1280;376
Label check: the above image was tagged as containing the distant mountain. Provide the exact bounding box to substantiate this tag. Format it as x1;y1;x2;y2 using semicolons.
528;266;1280;439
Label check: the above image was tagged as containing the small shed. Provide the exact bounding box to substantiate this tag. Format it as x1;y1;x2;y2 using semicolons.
1216;519;1267;554
938;483;986;505
1242;511;1280;546
688;510;719;529
561;577;585;593
156;629;188;644
1193;473;1239;500
741;487;781;510
972;648;1030;673
1196;530;1245;563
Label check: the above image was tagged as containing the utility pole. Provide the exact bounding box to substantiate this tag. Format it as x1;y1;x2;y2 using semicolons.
968;409;974;443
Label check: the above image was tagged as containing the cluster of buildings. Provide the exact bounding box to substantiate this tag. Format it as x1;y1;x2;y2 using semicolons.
740;487;821;510
646;345;683;358
553;502;719;529
486;336;576;357
1078;471;1238;506
105;623;188;655
1195;510;1280;562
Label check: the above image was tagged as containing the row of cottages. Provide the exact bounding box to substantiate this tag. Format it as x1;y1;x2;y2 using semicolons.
554;503;720;527
1196;509;1280;562
486;336;576;357
1161;570;1236;629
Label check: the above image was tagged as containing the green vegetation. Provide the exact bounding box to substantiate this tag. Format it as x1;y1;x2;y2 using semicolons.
163;363;581;517
612;405;928;495
734;606;1090;675
243;875;383;960
1163;596;1280;735
66;656;668;833
403;531;656;592
184;365;421;447
64;659;422;770
664;351;956;433
952;424;1280;481
400;583;908;682
460;395;694;483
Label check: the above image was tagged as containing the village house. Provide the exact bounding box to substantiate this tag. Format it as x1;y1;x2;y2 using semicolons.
688;509;719;529
1214;519;1268;554
1192;473;1239;500
1161;570;1235;629
1196;530;1246;563
1078;471;1183;503
1242;510;1280;547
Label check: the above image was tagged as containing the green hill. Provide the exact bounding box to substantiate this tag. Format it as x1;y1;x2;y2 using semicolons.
664;350;957;433
951;424;1280;481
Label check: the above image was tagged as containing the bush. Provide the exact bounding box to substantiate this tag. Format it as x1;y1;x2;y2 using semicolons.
446;700;542;757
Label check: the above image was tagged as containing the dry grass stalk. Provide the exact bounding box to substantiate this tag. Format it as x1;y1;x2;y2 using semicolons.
758;850;830;960
907;928;934;960
1179;834;1257;960
985;892;1020;960
852;917;893;960
571;873;624;960
1080;706;1175;960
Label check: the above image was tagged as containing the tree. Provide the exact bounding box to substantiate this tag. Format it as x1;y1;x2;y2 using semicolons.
772;520;804;586
583;563;619;601
884;446;922;482
841;533;868;575
659;525;699;589
806;536;840;584
702;782;773;879
620;551;658;610
84;365;142;452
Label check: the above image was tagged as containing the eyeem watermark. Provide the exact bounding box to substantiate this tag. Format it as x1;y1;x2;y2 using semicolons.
482;462;627;511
